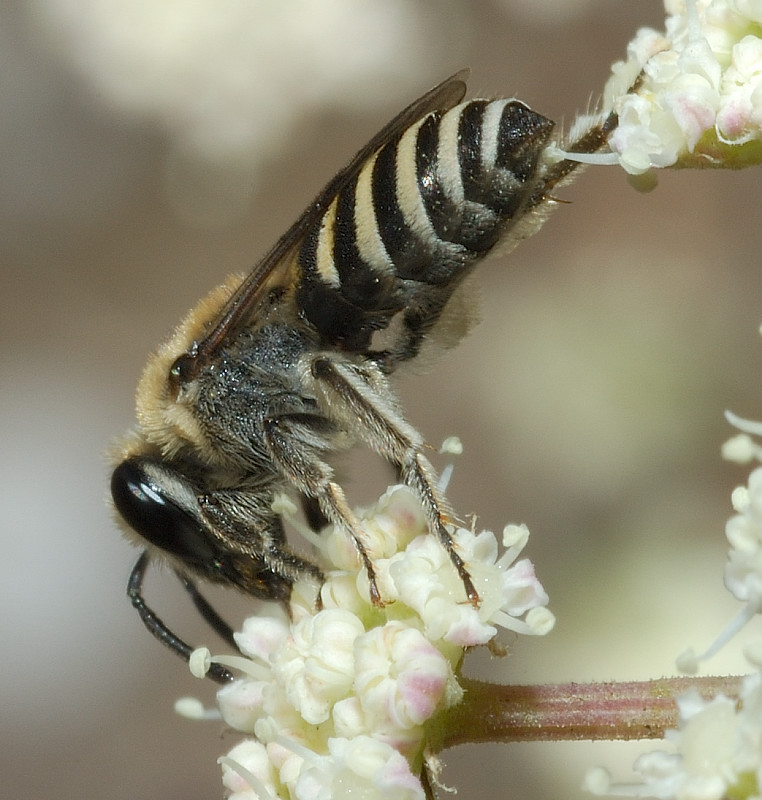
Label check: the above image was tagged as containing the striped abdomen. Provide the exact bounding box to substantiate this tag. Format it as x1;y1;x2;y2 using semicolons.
296;99;555;366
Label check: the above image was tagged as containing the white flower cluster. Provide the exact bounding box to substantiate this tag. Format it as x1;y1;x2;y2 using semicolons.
27;0;439;224
586;408;762;800
201;484;553;800
675;410;762;673
723;420;762;612
586;672;762;800
30;0;430;157
602;0;762;177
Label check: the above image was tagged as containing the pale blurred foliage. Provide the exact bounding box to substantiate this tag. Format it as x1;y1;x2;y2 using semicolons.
493;0;599;25
24;0;466;224
3;1;762;799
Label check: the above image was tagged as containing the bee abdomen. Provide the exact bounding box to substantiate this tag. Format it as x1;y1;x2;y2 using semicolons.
297;98;555;356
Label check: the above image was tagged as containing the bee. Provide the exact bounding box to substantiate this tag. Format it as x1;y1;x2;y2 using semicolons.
111;70;618;682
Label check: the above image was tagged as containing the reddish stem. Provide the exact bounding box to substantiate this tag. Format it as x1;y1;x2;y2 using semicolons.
433;675;744;750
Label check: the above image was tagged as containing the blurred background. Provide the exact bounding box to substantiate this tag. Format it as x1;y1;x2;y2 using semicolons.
3;0;762;798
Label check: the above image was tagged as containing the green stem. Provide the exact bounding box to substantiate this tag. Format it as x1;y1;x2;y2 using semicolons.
432;675;744;751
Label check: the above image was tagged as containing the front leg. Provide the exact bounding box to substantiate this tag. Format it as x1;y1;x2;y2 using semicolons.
307;356;479;606
127;551;234;684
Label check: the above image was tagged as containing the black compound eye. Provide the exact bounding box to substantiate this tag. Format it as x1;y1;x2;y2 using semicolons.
167;352;198;398
111;458;220;567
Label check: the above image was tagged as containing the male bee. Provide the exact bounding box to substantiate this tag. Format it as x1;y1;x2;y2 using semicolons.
111;70;618;682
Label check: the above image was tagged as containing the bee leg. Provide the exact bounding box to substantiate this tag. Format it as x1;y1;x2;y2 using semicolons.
198;489;326;600
309;357;480;606
300;494;330;532
127;551;234;683
262;415;384;605
175;572;237;650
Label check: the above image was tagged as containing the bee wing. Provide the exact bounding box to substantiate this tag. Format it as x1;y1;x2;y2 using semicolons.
191;69;470;366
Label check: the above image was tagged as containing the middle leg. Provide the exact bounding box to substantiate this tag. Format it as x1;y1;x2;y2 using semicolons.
308;356;479;605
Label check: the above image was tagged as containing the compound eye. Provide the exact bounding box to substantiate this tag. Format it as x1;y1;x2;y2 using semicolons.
169;353;193;382
111;458;219;567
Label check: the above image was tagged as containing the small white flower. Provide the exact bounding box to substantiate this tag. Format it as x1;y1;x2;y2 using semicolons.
235;615;291;663
724;466;762;606
274;610;366;726
295;736;426;800
220;740;280;800
389;531;491;645
324;485;429;567
389;522;553;647
217;679;268;733
716;35;762;140
721;413;762;611
352;622;453;731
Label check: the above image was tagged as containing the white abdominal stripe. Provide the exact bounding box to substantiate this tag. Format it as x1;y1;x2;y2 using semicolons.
296;98;554;356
